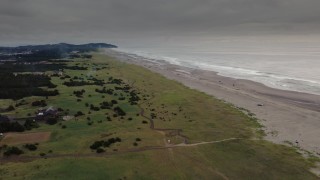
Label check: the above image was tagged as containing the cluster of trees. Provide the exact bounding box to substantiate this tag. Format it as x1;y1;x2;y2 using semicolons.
0;117;40;133
0;73;55;88
129;90;141;105
87;77;105;86
73;89;86;98
115;85;131;92
63;77;105;87
0;72;59;99
90;104;100;111
0;121;25;132
3;146;24;156
63;80;96;87
99;100;117;110
0;88;59;100
95;87;114;95
0;64;66;73
108;78;123;85
24;119;40;130
16;49;66;62
90;137;122;153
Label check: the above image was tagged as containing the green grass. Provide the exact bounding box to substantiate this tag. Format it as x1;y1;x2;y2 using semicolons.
0;53;318;179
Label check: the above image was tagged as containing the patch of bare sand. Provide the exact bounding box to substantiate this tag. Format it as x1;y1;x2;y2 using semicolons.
0;132;51;145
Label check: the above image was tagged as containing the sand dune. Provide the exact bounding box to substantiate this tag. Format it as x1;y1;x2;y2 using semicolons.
105;49;320;156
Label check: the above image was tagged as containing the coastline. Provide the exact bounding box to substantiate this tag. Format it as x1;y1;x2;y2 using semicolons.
104;49;320;156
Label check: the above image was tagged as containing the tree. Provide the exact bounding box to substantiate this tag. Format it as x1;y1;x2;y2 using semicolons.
46;116;58;125
24;119;39;130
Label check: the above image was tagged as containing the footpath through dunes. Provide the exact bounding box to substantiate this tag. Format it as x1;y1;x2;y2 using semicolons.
137;94;189;144
1;137;244;163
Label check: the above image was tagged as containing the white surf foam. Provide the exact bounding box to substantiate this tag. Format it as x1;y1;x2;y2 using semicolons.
113;47;320;96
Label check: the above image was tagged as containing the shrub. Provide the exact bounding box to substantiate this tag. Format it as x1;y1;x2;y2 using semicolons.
75;111;84;117
24;144;37;151
151;113;157;119
3;146;24;156
113;106;126;116
90;141;104;150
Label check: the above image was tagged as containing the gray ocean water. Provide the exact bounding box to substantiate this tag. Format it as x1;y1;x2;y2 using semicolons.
115;36;320;95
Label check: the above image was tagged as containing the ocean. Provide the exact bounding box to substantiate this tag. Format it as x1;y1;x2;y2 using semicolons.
114;36;320;95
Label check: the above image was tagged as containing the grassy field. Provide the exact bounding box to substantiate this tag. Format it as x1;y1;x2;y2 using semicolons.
0;53;319;179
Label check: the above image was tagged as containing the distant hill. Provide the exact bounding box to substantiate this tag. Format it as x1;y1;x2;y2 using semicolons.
0;43;117;62
0;43;117;53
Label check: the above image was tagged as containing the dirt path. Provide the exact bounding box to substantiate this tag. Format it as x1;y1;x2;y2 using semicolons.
0;137;242;164
171;138;241;147
137;94;189;144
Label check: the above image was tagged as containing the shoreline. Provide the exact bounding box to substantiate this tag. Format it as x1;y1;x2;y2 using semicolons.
103;49;320;156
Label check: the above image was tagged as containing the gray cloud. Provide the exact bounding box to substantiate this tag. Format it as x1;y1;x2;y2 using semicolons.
0;0;320;45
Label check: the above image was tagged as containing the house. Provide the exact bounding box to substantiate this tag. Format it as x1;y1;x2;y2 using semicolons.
36;107;58;121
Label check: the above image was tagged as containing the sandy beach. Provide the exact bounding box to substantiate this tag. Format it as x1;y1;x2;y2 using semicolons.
104;49;320;156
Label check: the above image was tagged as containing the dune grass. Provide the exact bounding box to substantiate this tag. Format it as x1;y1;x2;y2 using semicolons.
0;53;318;179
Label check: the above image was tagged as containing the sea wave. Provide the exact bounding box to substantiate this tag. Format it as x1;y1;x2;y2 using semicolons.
113;48;320;95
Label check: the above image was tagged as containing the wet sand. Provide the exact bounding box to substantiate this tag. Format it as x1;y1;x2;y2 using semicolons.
104;49;320;156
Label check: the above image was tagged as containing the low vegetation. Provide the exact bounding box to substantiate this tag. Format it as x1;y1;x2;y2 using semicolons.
0;52;318;179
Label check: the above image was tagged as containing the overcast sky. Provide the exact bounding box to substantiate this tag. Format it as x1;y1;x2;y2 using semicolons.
1;0;320;46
